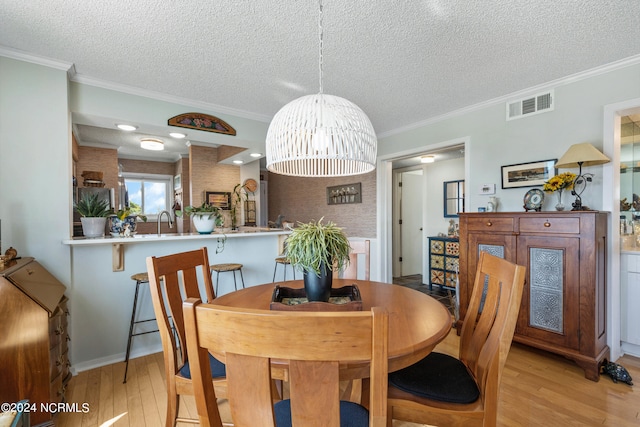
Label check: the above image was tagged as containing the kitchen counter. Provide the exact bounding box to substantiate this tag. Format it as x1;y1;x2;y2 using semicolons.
62;228;290;245
62;228;291;372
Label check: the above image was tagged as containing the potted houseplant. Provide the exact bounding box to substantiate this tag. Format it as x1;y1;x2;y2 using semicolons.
74;193;112;238
108;204;147;237
182;202;223;234
285;218;351;301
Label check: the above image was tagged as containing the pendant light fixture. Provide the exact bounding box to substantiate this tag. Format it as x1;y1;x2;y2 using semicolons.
265;0;377;177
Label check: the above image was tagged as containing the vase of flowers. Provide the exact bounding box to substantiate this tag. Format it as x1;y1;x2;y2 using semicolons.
543;172;577;211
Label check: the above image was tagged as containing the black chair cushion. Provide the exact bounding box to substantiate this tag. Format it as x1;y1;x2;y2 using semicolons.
389;352;480;404
179;353;226;379
274;399;368;427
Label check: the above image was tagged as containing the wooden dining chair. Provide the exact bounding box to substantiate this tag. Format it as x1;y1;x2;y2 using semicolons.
387;251;526;427
183;301;389;427
335;239;370;280
146;247;228;427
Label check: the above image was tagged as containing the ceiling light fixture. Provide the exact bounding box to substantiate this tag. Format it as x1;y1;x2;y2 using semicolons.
169;132;186;139
117;124;137;131
140;138;164;151
421;155;435;163
233;160;244;164
250;153;263;158
265;0;377;177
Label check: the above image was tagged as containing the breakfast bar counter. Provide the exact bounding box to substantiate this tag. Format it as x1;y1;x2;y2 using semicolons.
62;228;291;372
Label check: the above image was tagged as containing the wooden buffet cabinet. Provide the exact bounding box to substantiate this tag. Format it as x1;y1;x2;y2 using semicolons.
0;257;70;426
458;211;608;381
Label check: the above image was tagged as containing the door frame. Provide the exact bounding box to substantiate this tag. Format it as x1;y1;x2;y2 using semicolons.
376;137;470;283
603;97;640;361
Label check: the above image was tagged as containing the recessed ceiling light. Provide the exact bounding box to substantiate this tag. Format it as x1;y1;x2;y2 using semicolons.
140;138;164;151
117;124;137;131
250;153;262;158
233;160;244;164
169;132;186;139
421;155;435;163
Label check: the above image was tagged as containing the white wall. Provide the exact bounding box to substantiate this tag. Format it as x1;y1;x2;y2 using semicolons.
424;157;465;237
0;57;72;285
378;60;640;360
379;63;640;213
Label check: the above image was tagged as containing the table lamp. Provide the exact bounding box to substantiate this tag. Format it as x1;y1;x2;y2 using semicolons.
555;143;610;210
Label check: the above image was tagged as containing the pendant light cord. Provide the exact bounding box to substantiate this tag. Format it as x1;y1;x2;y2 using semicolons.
318;0;324;95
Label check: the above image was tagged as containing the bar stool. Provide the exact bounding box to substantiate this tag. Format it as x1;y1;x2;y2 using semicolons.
273;256;296;282
210;263;245;295
123;272;159;383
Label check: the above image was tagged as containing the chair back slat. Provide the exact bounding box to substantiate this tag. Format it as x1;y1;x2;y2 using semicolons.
147;247;215;374
184;301;389;427
459;251;525;404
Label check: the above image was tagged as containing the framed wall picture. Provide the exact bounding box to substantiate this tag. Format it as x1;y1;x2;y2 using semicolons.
501;159;557;189
327;183;362;205
174;174;181;191
205;191;231;210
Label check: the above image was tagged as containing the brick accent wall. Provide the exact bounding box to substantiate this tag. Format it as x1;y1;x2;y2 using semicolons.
76;146;119;196
267;170;376;238
189;145;241;227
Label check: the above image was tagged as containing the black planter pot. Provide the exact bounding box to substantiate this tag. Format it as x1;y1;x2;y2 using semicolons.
303;262;333;302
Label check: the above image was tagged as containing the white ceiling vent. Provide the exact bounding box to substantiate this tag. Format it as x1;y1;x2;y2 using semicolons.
506;90;554;121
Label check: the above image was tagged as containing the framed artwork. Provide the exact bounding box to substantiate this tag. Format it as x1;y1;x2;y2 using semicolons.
205;191;231;210
501;159;557;189
174;174;181;191
168;112;236;136
327;183;362;205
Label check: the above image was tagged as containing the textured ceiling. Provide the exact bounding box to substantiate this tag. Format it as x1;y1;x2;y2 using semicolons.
2;0;640;160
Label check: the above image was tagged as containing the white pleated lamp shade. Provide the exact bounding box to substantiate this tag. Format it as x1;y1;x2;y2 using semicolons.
266;93;377;177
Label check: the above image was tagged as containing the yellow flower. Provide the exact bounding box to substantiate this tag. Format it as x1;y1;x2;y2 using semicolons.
543;172;576;193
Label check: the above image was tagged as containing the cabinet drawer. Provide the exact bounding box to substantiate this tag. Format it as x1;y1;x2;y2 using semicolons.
466;216;514;232
519;216;580;234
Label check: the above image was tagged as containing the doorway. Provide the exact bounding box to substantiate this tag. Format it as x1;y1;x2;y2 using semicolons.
387;142;467;286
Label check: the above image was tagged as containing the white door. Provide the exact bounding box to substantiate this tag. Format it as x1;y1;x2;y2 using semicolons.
400;171;423;276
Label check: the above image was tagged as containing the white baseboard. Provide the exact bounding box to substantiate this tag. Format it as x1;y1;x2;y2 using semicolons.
70;342;163;375
621;341;640;359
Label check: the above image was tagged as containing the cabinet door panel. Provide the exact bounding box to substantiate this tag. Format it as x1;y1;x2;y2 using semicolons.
460;233;516;323
516;235;580;350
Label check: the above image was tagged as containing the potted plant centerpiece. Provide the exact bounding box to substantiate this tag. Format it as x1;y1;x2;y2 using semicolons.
108;204;147;237
285;218;351;301
74;193;112;238
182;202;223;234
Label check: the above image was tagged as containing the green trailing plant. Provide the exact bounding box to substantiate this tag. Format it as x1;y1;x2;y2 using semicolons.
74;193;112;217
285;218;351;276
181;202;223;225
230;183;248;229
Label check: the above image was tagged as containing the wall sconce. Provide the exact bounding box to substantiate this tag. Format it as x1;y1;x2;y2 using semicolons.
555;142;610;210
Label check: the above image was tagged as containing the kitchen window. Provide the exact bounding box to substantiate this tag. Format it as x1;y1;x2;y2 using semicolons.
123;173;172;219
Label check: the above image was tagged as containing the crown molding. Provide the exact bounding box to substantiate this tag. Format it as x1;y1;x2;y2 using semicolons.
71;73;272;124
0;45;75;75
379;54;640;139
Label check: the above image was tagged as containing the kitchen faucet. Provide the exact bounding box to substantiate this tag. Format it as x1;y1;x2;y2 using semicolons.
157;210;173;235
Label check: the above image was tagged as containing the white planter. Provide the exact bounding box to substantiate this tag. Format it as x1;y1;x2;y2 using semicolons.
80;217;107;238
191;214;215;234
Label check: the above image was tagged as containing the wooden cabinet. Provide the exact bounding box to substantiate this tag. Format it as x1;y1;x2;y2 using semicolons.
0;257;70;426
459;211;608;381
427;236;459;291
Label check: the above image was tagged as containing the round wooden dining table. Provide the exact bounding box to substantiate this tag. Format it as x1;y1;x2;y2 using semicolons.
213;279;452;378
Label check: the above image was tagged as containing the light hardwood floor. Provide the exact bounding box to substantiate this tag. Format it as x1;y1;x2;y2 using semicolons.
57;330;640;427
